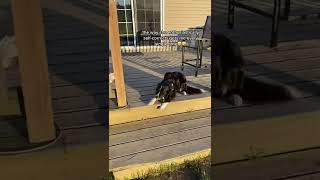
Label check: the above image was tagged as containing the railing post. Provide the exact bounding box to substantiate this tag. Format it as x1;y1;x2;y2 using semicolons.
270;0;281;47
11;0;56;143
109;0;127;108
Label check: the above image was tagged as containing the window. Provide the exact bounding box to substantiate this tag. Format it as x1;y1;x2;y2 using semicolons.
117;0;162;46
135;0;161;46
117;0;134;46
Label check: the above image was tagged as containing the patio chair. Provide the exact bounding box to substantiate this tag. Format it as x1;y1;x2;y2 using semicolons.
228;0;320;47
180;16;211;77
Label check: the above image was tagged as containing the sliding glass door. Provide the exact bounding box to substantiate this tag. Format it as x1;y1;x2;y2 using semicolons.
135;0;161;46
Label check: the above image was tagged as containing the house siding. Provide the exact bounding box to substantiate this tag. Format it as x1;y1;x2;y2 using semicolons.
164;0;211;31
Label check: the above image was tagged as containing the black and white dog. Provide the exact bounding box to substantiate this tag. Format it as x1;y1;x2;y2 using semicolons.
213;33;245;106
148;72;206;109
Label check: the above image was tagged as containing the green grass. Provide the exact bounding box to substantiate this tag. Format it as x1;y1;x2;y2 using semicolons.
115;154;211;180
105;172;115;180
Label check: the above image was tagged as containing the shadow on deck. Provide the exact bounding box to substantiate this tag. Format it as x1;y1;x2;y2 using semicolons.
213;0;320;165
214;0;320;121
0;0;107;159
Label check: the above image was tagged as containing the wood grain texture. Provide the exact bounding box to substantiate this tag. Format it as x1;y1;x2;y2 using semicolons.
214;114;320;164
213;147;320;180
109;110;211;170
0;126;107;180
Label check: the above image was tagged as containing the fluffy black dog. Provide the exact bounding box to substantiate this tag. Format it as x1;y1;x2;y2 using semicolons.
213;33;245;105
148;72;205;109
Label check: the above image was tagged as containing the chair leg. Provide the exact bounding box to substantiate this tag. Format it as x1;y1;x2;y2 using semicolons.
195;43;200;77
270;0;281;47
228;0;235;29
195;61;199;77
284;0;291;20
181;46;185;71
199;41;203;68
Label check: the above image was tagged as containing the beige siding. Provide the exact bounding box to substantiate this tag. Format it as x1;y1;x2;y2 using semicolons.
164;0;211;31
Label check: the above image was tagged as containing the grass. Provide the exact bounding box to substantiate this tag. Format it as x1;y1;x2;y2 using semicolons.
109;153;211;180
105;172;115;180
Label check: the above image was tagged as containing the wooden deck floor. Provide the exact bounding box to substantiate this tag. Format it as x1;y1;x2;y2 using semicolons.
1;0;319;177
109;109;211;170
109;51;212;171
110;0;320;173
0;0;107;156
214;147;320;180
213;0;320;123
109;50;211;109
212;0;320;166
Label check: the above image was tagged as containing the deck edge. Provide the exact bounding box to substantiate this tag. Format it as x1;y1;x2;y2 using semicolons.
109;97;211;126
214;110;320;164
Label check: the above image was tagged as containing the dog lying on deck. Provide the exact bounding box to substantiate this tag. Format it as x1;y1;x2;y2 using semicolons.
148;72;206;110
213;33;245;106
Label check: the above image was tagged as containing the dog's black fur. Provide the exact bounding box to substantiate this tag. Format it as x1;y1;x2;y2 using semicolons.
155;72;203;103
212;33;296;104
213;33;245;98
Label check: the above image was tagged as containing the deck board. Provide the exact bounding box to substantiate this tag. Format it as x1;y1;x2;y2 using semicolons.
214;1;320;165
1;0;320;175
0;1;107;162
109;51;212;109
40;5;108;128
213;148;320;180
110;0;320;173
109;109;211;170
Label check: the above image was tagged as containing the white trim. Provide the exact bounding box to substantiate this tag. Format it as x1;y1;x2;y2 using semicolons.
161;0;165;31
160;0;165;45
120;45;177;53
130;0;137;46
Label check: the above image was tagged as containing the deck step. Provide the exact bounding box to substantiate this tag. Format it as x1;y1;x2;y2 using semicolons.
109;109;211;179
109;93;211;125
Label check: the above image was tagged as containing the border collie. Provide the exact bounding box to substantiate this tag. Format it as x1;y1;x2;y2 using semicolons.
213;33;245;106
148;72;206;110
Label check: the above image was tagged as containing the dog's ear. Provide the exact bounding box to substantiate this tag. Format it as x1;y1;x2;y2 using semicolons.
164;72;172;80
164;72;169;78
180;73;187;82
156;83;162;94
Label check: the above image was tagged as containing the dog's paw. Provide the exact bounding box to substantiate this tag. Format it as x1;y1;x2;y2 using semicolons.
200;89;206;93
148;98;157;106
159;103;169;110
182;91;187;95
229;94;243;106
